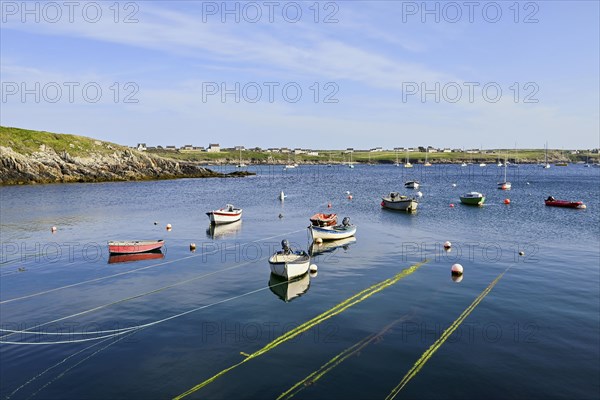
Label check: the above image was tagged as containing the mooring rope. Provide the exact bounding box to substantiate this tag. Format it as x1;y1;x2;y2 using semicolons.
0;229;305;305
385;265;512;399
0;256;269;338
173;260;428;400
0;275;297;345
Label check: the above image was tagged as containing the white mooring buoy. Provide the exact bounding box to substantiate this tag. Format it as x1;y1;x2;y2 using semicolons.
451;263;463;275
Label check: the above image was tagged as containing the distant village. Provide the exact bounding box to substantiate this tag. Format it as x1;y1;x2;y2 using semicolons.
133;143;596;155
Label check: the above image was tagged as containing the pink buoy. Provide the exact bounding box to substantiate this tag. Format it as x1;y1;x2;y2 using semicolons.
449;203;455;208
504;198;511;204
348;195;353;200
327;202;332;208
451;263;463;275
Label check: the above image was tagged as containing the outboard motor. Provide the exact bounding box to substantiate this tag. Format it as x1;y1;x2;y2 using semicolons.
342;217;350;226
281;239;291;253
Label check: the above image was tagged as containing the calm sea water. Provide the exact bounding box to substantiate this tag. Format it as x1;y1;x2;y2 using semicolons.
1;164;599;399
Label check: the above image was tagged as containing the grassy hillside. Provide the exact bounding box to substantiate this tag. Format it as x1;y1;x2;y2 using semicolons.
2;126;595;164
0;126;126;156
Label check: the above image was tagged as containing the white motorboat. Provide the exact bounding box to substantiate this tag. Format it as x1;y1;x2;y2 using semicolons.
206;204;242;225
381;192;418;212
308;217;357;241
269;240;311;280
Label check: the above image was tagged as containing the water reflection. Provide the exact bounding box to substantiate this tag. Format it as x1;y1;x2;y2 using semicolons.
108;251;164;264
268;273;310;302
309;237;356;256
206;220;242;239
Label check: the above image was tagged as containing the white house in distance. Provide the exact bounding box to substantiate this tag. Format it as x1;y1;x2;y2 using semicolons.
136;143;147;151
207;143;220;153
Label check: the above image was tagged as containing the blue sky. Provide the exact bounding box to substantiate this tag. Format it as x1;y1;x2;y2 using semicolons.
1;1;598;149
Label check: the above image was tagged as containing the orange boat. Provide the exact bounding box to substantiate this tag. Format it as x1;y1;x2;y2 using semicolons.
309;213;337;227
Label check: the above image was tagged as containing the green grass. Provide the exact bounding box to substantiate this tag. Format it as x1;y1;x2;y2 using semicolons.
2;126;596;163
0;126;125;156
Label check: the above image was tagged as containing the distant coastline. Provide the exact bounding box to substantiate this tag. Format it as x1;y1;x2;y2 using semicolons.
0;126;253;186
2;126;598;186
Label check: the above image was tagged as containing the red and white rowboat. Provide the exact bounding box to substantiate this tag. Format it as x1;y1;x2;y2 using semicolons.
207;204;243;225
108;240;164;254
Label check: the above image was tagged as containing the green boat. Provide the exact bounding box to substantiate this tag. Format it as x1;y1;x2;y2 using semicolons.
460;192;486;206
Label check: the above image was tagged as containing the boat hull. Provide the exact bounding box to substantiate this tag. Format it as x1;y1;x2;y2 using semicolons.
404;181;419;189
381;198;418;212
268;253;310;280
460;196;486;205
497;182;511;190
207;209;242;225
108;240;164;254
308;225;357;241
545;200;586;209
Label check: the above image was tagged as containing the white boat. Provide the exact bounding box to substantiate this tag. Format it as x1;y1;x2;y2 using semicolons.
542;142;551;168
497;155;511;190
236;148;247;168
381;192;418;212
206;204;242;225
394;150;401;166
283;163;298;170
348;151;355;168
269;240;311;280
269;273;310;302
404;180;419;189
461;162;468;167
308;217;357;241
279;191;286;201
423;149;432;166
479;162;486;167
404;149;413;168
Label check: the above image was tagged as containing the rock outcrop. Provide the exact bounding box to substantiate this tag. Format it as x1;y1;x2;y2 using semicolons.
0;146;252;185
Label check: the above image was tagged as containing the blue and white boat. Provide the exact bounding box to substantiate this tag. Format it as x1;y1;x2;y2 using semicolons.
308;217;357;241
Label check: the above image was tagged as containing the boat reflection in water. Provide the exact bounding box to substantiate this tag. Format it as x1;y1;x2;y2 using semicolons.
309;237;357;256
268;273;310;302
108;251;164;264
206;220;242;239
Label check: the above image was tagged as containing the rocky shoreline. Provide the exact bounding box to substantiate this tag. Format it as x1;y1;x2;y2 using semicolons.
0;146;253;185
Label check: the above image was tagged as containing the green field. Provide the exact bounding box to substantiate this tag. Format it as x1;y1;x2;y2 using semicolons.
1;126;596;164
0;126;125;156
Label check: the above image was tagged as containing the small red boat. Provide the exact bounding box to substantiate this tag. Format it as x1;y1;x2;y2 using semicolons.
544;197;587;209
309;213;337;227
108;240;164;254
